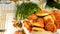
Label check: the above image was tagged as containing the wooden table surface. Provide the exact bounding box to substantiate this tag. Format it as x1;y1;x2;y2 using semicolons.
0;10;15;34
0;2;15;34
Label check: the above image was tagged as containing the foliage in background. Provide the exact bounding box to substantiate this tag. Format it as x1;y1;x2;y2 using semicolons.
46;0;60;9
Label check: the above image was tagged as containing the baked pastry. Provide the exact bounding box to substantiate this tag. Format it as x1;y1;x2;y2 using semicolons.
36;10;49;16
28;14;38;20
50;10;60;20
43;15;55;25
30;21;44;28
33;22;44;27
32;27;45;31
30;18;44;27
50;10;60;29
24;20;32;31
50;14;56;21
37;18;44;24
55;20;60;29
45;23;57;32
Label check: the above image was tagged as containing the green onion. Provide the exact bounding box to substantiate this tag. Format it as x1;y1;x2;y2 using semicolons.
15;2;41;23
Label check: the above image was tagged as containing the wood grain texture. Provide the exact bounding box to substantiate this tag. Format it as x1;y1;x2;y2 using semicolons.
0;12;6;34
0;10;15;34
0;32;4;34
0;12;5;29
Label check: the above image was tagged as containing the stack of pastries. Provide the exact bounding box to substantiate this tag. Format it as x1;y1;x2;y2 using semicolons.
23;10;60;33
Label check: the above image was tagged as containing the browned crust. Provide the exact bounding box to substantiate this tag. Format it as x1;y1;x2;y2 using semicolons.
45;23;57;32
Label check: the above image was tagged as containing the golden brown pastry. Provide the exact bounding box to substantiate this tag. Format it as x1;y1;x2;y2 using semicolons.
50;10;60;20
32;22;44;27
37;18;44;24
45;23;57;32
28;14;38;20
36;10;49;16
30;21;44;27
50;10;60;29
14;30;25;34
32;27;45;31
24;20;32;32
50;14;56;21
14;30;22;34
55;20;60;29
43;15;55;25
30;18;44;27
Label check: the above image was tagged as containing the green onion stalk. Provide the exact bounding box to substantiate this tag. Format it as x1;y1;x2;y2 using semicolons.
15;2;41;23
